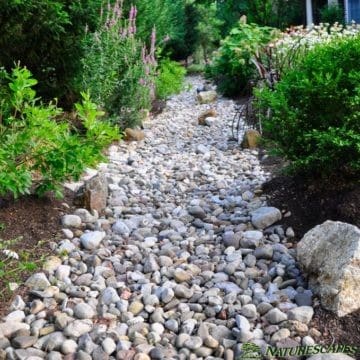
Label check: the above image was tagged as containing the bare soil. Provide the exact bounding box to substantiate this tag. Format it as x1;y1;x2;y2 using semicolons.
0;192;74;316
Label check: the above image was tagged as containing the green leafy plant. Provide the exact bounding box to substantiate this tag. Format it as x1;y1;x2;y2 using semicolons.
255;35;360;176
155;59;186;99
206;21;278;96
0;65;119;198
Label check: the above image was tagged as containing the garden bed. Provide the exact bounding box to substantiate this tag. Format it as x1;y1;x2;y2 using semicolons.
262;155;360;357
0;192;74;315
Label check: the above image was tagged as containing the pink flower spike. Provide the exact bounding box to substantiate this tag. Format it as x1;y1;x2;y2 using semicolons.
129;5;135;22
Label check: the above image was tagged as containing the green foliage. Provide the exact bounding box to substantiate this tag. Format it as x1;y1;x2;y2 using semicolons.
207;21;277;96
215;0;248;37
255;36;360;175
213;0;303;37
186;63;205;74
132;0;197;60
320;4;345;25
196;2;224;62
0;66;119;198
246;0;303;29
80;1;156;129
0;0;102;105
155;59;186;99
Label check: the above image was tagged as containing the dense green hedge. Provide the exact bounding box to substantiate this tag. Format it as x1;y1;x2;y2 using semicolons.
255;36;360;175
0;0;102;105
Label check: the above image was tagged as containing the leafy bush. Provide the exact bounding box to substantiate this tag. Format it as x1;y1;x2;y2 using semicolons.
0;0;102;105
255;36;360;175
0;66;119;198
206;21;277;96
155;59;186;99
80;1;156;129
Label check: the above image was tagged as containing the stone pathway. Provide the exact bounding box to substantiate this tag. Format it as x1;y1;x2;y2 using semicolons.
0;76;318;360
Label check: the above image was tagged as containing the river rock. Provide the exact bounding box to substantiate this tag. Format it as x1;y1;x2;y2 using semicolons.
197;91;217;104
251;207;282;229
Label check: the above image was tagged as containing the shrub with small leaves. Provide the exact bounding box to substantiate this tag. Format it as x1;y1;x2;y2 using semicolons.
0;66;119;198
255;35;360;176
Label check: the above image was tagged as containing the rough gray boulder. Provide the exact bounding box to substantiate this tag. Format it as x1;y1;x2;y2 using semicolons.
297;221;360;317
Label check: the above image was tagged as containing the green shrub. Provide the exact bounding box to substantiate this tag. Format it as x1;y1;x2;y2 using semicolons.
320;4;344;25
0;0;102;105
155;59;186;99
80;2;156;129
0;66;119;198
255;36;360;175
206;21;277;96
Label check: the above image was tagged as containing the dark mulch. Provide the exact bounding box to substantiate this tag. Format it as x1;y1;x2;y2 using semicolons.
311;306;360;359
0;192;74;316
262;155;360;356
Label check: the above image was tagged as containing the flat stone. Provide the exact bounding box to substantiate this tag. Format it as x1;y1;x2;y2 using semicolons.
240;231;263;248
265;308;288;324
61;339;77;354
287;306;314;324
129;301;144;315
62;215;82;228
63;320;93;338
12;336;37;349
251;207;282;229
173;268;192;283
73;303;96;319
102;337;116;355
112;220;131;235
80;231;106;250
0;322;30;338
25;273;50;291
99;287;120;305
188;206;207;219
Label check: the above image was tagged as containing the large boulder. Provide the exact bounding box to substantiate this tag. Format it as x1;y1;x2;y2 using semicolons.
297;221;360;317
197;91;217;104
